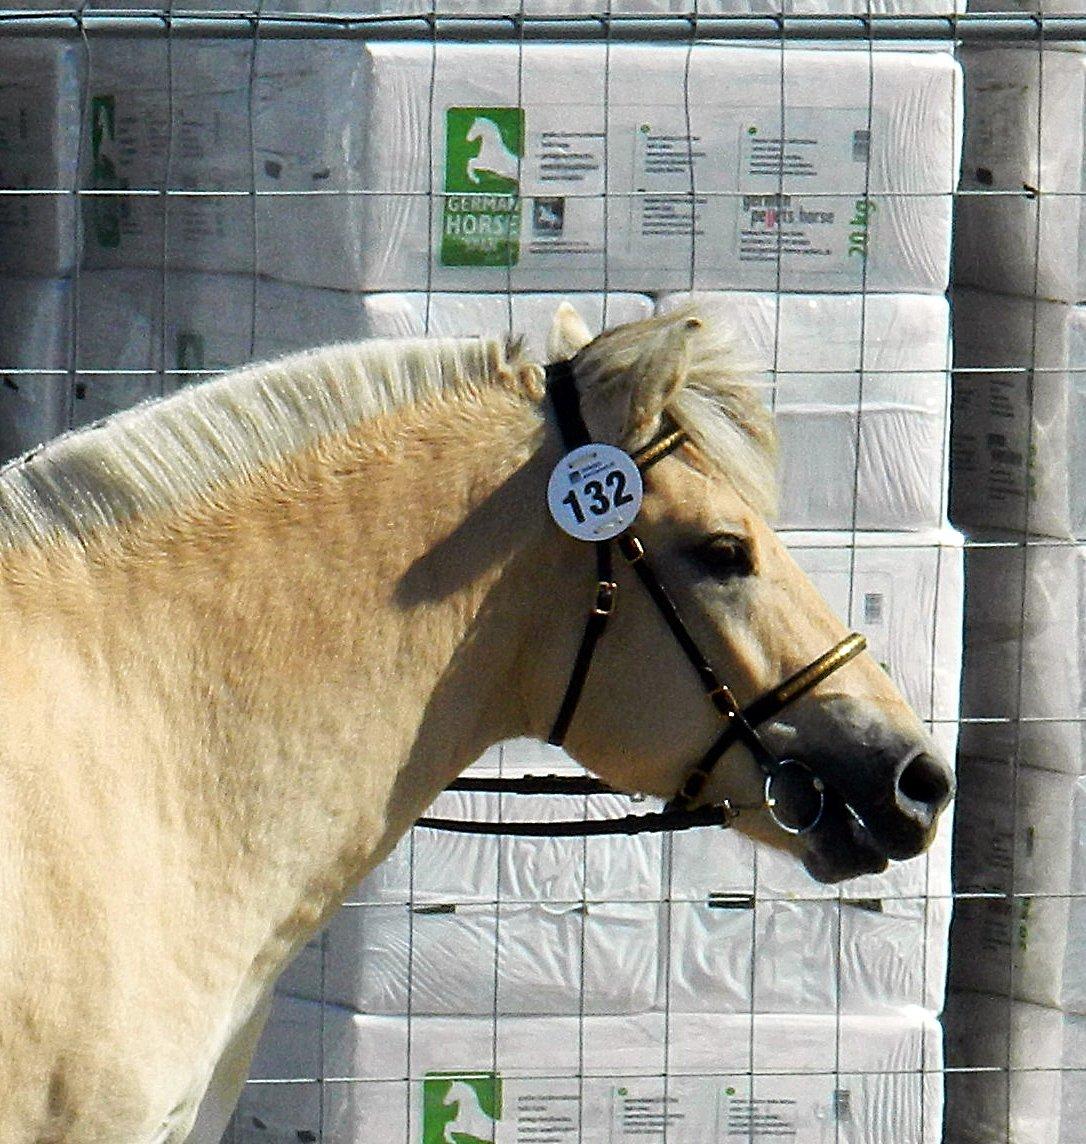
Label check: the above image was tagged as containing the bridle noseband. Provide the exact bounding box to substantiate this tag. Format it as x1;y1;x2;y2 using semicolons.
416;358;867;839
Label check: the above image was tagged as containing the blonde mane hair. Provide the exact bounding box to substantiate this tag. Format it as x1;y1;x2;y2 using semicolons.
0;335;529;551
0;308;776;552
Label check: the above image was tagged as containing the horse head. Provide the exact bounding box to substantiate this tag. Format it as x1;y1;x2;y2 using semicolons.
524;303;953;883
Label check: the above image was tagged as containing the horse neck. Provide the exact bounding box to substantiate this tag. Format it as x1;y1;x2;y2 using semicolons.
0;385;550;979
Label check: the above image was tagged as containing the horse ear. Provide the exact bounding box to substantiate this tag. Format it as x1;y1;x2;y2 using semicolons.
623;314;701;443
546;302;594;362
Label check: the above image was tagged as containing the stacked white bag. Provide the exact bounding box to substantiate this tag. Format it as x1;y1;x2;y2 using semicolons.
0;42;81;278
949;39;1086;1143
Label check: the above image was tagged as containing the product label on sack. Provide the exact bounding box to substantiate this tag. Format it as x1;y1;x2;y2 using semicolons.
628;106;878;278
442;107;525;268
547;444;643;541
737;109;876;269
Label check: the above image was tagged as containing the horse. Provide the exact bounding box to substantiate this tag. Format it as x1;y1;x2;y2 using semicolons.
0;304;953;1143
466;115;520;186
441;1079;497;1143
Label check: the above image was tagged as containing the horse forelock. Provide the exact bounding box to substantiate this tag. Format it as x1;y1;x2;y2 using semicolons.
0;333;533;553
572;306;779;518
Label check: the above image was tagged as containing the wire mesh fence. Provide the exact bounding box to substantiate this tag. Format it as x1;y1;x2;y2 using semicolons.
0;4;1077;1142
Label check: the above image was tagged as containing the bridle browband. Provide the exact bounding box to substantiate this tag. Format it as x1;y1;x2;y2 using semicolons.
416;357;867;838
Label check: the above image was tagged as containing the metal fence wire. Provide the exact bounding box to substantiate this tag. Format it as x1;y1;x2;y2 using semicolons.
0;5;1079;1142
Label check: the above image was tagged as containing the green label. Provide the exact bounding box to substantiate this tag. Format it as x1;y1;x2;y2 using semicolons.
89;94;127;249
442;107;524;268
422;1072;502;1143
846;197;876;260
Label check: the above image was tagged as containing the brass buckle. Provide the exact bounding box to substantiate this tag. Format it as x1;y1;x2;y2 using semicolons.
709;683;740;714
593;581;618;616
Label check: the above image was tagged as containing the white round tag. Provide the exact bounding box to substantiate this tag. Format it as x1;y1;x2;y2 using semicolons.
547;444;644;541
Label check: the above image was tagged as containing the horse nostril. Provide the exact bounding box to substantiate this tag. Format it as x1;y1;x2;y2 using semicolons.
896;752;954;816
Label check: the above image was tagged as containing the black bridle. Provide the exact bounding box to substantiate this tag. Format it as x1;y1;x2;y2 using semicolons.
416;358;867;838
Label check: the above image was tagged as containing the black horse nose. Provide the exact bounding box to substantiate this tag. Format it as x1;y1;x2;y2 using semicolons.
895;752;954;828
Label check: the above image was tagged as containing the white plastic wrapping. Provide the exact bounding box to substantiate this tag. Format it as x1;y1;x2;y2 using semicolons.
958;538;1086;772
242;1000;944;1143
0;278;652;449
276;788;665;1016
956;49;1086;303
658;292;952;531
0;42;82;276
278;898;662;1017
952;289;1086;539
945;992;1086;1144
247;42;960;294
355;292;653;361
81;39;259;274
662;893;951;1015
951;760;1086;1012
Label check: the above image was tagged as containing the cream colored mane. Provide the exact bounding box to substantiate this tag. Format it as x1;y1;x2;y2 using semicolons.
0;307;775;551
0;336;529;551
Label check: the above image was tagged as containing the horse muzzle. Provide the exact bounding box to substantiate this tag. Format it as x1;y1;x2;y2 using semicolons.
770;709;955;883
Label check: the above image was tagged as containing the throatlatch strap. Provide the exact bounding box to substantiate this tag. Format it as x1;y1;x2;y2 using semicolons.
545;357;618;747
548;539;615;746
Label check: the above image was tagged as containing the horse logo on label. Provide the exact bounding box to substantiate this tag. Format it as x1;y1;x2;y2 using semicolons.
465;116;520;186
422;1072;502;1143
446;108;523;196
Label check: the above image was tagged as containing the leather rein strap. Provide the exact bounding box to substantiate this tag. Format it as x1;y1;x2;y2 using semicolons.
415;358;866;838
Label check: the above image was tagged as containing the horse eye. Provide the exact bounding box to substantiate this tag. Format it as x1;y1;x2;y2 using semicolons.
693;533;755;579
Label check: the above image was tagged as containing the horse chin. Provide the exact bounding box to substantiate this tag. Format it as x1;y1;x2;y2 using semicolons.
799;802;892;885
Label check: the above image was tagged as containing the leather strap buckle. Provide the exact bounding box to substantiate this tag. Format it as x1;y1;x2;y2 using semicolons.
593;581;618;616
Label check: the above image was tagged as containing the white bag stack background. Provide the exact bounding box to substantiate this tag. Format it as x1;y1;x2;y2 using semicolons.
948;34;1086;1142
0;26;968;1144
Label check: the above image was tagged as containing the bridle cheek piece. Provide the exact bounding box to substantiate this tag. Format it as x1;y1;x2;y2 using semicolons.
416;359;867;839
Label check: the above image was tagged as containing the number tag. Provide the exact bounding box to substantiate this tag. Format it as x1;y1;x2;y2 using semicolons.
546;444;644;541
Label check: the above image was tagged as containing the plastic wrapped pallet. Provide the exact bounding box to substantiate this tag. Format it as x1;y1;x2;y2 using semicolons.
952;289;1086;538
657;292;952;531
661;891;951;1016
951;759;1086;1011
248;42;961;294
0;279;70;460
0;42;82;276
945;992;1086;1144
958;538;1086;771
276;790;664;1016
956;49;1086;303
240;999;944;1143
